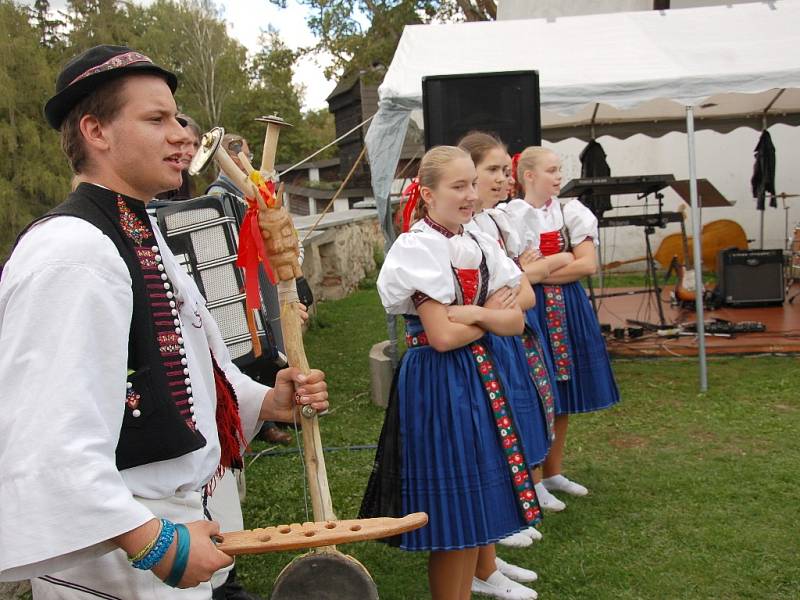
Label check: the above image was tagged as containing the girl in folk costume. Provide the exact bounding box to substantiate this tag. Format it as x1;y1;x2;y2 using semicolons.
459;132;574;583
360;146;544;600
505;147;620;511
456;132;557;600
462;133;575;514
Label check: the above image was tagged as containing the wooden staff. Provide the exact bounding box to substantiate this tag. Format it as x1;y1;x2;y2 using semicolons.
247;117;380;598
244;116;336;523
190;124;426;586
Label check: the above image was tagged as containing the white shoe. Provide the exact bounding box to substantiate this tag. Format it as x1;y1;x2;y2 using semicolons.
472;571;537;600
496;557;538;583
497;531;533;548
522;527;542;541
535;482;566;512
543;474;589;497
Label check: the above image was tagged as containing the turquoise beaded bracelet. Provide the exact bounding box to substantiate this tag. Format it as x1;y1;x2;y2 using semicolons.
131;518;175;571
164;523;190;587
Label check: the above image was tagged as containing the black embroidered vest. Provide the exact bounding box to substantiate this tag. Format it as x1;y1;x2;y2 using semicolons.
16;184;206;470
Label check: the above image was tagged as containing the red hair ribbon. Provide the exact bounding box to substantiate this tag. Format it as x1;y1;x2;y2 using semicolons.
511;152;522;197
236;180;277;310
401;178;421;233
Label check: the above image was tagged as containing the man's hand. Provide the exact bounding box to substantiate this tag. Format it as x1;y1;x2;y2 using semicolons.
297;302;308;324
150;520;232;588
262;367;328;423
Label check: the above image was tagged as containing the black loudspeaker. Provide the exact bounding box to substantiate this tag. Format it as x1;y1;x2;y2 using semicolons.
151;194;284;380
717;248;784;307
422;71;541;154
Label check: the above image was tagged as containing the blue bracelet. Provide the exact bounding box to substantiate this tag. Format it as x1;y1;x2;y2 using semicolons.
132;519;175;571
164;523;190;588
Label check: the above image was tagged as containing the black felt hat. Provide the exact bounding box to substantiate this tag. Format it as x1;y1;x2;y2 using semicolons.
44;45;178;131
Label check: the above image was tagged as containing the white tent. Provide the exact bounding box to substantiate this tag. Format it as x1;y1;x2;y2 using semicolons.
366;0;800;391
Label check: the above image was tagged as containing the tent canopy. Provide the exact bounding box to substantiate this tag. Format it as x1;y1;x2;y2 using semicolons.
366;1;800;211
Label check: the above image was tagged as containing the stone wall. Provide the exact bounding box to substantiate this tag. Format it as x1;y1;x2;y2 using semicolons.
0;580;31;599
294;209;383;302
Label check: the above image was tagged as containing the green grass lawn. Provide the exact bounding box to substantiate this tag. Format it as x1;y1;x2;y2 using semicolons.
237;285;800;600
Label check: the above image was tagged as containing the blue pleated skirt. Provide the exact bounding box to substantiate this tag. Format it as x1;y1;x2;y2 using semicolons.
359;319;526;551
531;281;620;415
483;333;551;466
395;339;529;550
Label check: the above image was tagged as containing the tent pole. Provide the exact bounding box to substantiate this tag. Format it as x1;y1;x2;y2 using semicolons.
686;106;708;392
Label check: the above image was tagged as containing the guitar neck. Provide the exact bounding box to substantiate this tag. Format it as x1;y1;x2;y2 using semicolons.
603;256;646;271
679;209;692;268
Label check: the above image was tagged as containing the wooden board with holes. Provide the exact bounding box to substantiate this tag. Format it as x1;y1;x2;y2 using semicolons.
216;513;428;556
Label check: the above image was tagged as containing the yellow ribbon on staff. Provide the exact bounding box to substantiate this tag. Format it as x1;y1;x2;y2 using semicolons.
248;171;276;208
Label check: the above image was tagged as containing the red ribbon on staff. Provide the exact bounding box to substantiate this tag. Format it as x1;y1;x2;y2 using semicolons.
236;180;277;310
401;178;421;233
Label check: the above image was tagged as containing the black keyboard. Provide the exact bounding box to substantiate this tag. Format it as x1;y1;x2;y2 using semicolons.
560;174;676;198
599;212;683;229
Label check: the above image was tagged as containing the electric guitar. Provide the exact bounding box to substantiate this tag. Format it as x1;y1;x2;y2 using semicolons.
673;206;701;303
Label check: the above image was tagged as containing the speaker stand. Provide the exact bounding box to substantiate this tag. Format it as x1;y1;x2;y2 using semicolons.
590;224;669;328
644;224;667;327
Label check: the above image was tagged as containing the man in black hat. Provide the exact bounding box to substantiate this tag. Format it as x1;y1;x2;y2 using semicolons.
0;45;328;598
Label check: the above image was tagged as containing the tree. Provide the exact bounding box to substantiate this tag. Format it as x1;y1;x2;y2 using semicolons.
173;0;249;126
227;27;335;165
450;0;495;21
300;108;336;160
64;0;145;51
267;0;495;80
0;0;71;260
0;0;342;260
131;0;249;128
30;0;65;48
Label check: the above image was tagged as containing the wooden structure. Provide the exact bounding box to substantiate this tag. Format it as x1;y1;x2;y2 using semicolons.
326;68;424;188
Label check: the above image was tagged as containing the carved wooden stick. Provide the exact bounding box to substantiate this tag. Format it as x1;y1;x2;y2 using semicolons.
255;116;335;523
217;513;428;556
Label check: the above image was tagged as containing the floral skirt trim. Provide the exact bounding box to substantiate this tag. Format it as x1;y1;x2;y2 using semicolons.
520;330;556;441
542;284;572;381
471;342;542;527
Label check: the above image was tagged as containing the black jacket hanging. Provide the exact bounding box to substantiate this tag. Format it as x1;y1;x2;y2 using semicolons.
751;130;776;210
579;139;612;217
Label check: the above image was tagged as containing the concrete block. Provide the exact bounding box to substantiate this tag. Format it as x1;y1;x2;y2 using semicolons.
369;340;394;408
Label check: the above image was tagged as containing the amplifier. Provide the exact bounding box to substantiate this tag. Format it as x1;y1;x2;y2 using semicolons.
717;248;784;307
